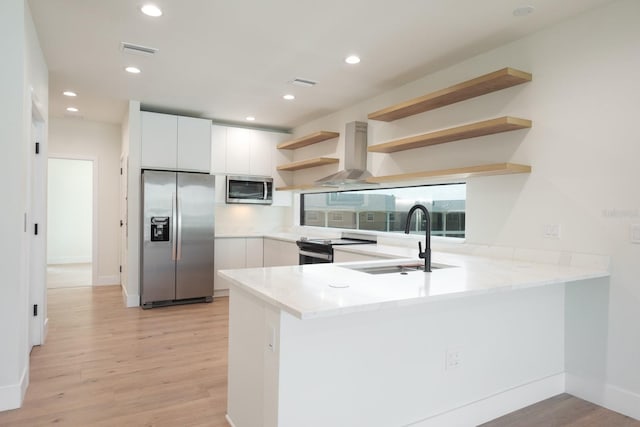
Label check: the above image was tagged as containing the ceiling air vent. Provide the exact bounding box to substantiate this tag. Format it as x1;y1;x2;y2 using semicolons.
121;42;158;56
290;78;318;88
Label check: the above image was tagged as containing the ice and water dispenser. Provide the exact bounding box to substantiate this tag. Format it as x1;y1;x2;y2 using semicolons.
150;217;170;241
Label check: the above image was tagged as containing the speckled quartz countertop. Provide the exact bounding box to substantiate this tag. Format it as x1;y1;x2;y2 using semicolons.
218;249;609;320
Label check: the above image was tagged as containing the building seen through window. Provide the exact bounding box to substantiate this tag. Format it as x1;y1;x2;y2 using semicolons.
300;183;466;238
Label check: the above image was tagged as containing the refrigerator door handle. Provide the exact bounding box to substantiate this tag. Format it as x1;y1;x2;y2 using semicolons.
171;192;177;261
177;194;183;261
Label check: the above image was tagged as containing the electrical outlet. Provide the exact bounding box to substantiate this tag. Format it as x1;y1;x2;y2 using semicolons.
631;224;640;244
543;224;561;239
445;348;461;370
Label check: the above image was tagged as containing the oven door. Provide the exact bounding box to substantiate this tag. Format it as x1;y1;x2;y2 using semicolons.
299;249;332;264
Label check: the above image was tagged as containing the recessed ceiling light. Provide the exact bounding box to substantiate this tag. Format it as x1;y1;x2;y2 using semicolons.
125;66;141;74
246;116;256;121
513;5;534;16
66;107;79;112
141;4;163;17
345;55;361;65
283;94;295;100
63;91;77;97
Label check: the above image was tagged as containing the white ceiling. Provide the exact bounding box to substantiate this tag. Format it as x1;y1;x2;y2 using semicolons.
29;0;614;130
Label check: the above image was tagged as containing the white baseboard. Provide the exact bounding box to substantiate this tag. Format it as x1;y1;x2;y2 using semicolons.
214;288;229;298
121;285;139;308
0;365;29;412
408;373;565;427
95;275;120;286
225;414;236;427
47;256;91;264
566;374;640;421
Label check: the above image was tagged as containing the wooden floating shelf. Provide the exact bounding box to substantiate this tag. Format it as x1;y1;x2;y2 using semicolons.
368;117;531;153
277;131;340;150
368;67;532;122
366;163;531;184
277;157;339;172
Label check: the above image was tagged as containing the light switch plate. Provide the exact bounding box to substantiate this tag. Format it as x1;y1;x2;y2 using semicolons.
543;224;561;239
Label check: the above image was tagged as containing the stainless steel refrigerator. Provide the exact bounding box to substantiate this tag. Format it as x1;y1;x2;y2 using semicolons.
140;170;215;308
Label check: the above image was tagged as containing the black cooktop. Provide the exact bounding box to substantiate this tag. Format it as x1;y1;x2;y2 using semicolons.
297;237;375;247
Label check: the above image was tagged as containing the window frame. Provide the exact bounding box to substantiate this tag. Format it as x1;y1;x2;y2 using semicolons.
298;183;466;241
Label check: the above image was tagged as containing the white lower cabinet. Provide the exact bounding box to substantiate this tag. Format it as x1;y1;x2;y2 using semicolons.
263;238;298;267
215;237;264;293
245;237;264;268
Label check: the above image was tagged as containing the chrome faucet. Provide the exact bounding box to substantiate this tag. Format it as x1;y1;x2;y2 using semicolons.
404;204;431;272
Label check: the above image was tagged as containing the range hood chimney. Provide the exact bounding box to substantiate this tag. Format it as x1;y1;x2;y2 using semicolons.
314;121;375;187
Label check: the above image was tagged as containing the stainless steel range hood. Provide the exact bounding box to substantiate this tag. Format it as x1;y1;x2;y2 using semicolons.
315;121;375;187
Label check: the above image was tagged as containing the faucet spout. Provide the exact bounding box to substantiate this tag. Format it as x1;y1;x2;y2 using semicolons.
404;204;432;273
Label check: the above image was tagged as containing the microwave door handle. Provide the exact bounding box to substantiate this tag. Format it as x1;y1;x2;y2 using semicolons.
264;181;268;200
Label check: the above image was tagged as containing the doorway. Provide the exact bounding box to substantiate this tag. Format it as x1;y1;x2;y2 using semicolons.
46;157;96;288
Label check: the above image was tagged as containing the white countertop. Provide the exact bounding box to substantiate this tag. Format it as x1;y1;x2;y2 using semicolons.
215;232;302;242
219;250;609;320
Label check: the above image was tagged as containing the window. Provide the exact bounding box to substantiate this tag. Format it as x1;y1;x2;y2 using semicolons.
300;183;466;238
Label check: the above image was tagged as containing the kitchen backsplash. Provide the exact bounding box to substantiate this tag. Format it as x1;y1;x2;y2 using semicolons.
215;204;293;235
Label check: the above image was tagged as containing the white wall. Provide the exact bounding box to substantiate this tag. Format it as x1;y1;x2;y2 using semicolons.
292;0;640;418
47;158;92;264
49;118;121;285
0;0;48;411
122;101;141;307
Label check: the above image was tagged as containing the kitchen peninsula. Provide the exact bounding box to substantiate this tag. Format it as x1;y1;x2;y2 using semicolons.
220;250;610;427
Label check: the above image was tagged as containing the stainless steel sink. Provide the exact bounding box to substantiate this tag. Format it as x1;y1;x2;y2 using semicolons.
346;262;455;275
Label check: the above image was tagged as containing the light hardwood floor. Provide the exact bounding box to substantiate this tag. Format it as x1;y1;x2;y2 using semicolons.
47;263;92;288
1;286;638;427
480;393;640;427
0;286;229;427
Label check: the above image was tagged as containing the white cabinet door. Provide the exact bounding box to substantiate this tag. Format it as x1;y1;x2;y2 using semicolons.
215;238;247;291
177;116;211;172
211;125;228;174
245;237;264;268
226;127;253;175
249;131;273;176
263;238;298;267
141;112;177;169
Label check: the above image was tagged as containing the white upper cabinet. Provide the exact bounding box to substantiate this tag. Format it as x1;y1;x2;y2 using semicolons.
249;132;274;177
210;125;228;175
226;127;254;175
211;124;289;177
141;112;177;170
141;111;211;172
177;115;211;172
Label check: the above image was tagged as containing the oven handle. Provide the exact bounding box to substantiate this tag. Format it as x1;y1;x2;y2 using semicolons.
299;250;332;261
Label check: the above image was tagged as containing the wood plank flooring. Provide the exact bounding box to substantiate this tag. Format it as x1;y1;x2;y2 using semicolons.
0;286;229;427
480;393;640;427
1;286;638;426
46;263;92;288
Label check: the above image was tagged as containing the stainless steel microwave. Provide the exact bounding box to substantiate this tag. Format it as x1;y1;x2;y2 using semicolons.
226;175;273;205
